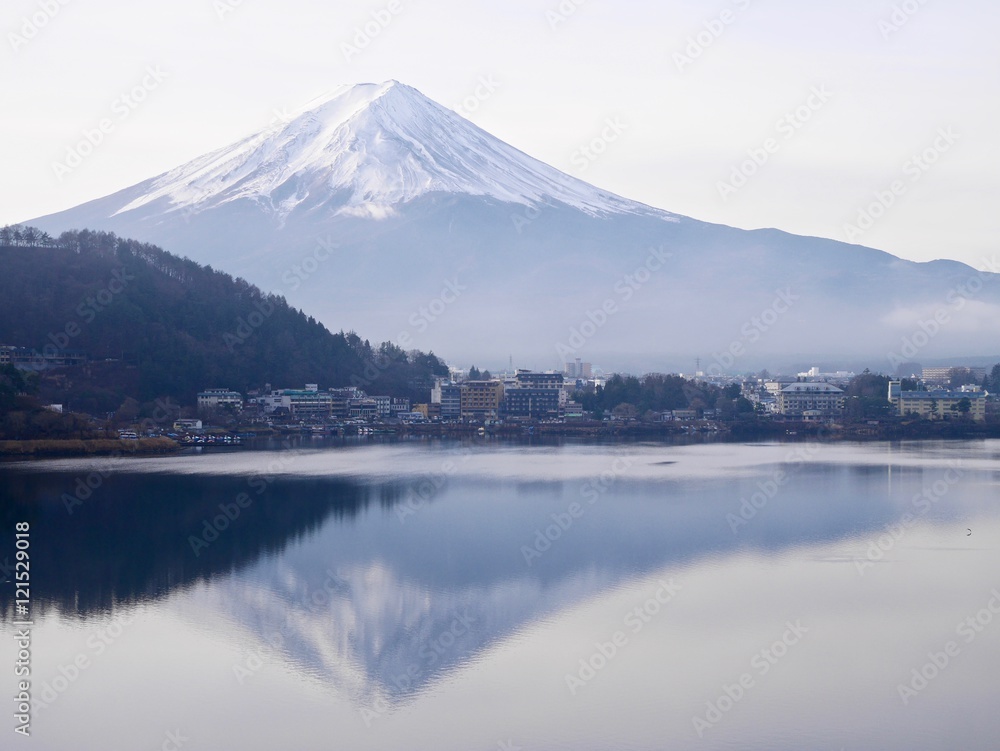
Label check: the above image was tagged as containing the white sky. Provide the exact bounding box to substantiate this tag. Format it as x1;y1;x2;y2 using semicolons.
3;0;998;268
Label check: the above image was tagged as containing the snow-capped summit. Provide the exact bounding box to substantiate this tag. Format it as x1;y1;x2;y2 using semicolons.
29;81;1000;370
114;80;662;222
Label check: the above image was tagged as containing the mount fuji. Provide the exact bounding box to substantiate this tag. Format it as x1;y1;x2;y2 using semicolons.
29;80;1000;372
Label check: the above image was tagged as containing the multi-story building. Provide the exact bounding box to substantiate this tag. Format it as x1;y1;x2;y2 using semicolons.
362;395;411;418
512;369;564;390
371;395;392;417
889;381;987;421
564;358;592;379
503;370;565;419
777;383;845;417
763;379;797;399
921;366;987;384
0;345;87;370
460;380;504;421
431;381;462;420
349;399;379;420
504;388;561;419
329;387;363;418
263;384;333;415
197;389;244;411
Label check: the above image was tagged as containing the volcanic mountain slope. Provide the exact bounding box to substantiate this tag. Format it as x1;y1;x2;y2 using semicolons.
31;81;1000;371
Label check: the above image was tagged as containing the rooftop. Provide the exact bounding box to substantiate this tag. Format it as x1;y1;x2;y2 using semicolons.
781;383;844;394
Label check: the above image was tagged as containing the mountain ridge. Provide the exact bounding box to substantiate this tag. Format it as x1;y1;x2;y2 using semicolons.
28;81;1000;371
0;229;449;414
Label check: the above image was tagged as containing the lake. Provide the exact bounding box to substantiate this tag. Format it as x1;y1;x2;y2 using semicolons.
1;438;999;750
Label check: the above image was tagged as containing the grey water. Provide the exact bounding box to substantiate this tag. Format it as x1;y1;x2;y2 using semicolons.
2;438;999;750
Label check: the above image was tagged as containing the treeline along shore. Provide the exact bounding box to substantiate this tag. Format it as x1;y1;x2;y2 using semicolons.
0;437;178;458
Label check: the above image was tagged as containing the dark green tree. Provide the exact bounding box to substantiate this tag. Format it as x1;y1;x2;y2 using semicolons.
0;364;38;412
951;397;972;416
948;367;979;389
984;364;1000;392
0;230;451;413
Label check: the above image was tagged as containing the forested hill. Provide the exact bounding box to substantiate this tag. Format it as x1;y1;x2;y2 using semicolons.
0;227;448;413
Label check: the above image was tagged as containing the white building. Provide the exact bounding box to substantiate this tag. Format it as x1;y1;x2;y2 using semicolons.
795;367;855;382
263;385;333;415
777;383;845;417
197;389;244;411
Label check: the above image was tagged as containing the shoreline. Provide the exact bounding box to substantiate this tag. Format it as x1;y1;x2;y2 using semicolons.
383;419;1000;442
2;421;998;460
0;437;180;459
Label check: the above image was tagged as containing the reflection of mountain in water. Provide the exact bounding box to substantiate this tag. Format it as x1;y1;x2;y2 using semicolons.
184;461;971;707
207;557;624;709
2;445;986;706
0;470;377;617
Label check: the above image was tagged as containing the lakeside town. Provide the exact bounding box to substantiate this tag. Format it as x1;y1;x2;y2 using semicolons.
4;342;1000;452
197;363;993;426
71;360;1000;443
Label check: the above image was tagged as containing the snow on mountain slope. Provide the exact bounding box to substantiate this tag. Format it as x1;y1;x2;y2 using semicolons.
114;80;669;222
28;80;1000;370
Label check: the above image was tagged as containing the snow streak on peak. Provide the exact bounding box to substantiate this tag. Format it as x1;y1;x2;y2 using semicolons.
115;81;670;221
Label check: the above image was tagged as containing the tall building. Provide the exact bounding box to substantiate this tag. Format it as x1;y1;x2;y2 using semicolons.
504;369;565;419
460;380;504;420
431;381;462;420
564;358;592;379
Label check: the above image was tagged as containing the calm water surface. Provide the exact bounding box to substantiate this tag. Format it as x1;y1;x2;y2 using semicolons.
1;439;998;750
